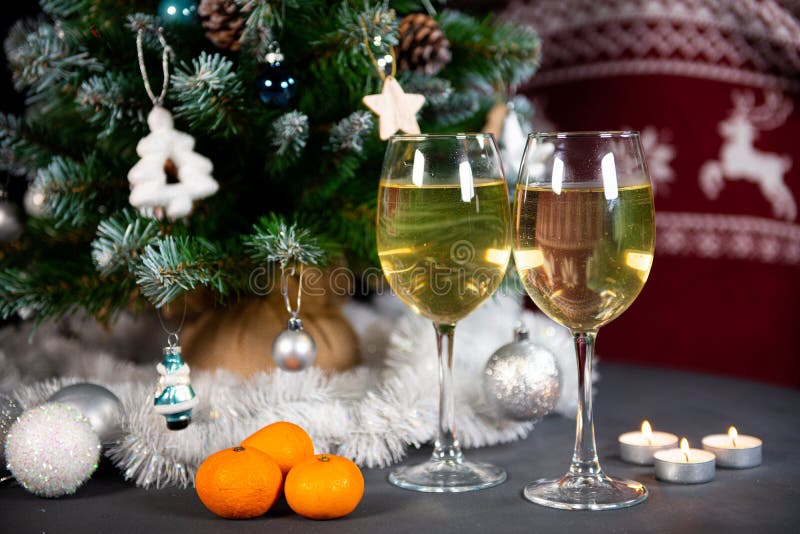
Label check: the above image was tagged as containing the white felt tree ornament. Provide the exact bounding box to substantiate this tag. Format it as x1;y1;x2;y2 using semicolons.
128;107;218;220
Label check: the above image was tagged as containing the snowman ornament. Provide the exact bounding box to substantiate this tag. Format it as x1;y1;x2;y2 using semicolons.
128;106;218;220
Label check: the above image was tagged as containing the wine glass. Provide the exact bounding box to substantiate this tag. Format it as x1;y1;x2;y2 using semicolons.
513;131;655;510
377;134;512;492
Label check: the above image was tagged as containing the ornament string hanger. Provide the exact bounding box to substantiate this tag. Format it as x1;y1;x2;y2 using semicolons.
135;26;173;107
359;15;396;81
157;297;187;347
280;262;304;323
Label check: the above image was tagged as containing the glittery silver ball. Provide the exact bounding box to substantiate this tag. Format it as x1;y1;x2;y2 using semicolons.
483;335;560;421
0;394;23;465
272;319;317;371
5;403;101;497
48;383;123;444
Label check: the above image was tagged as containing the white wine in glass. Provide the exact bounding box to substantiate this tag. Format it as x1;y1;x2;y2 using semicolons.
377;134;511;492
513;132;655;510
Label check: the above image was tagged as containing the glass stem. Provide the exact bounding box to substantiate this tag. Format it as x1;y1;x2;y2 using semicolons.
569;330;603;478
432;322;462;463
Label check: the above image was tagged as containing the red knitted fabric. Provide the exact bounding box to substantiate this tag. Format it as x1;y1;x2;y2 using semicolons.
505;0;800;385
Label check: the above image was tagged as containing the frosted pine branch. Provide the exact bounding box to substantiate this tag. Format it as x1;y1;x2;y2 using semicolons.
33;155;100;228
271;111;308;156
92;211;160;276
172;52;244;137
4;21;101;95
133;237;213;308
431;90;480;126
245;214;325;268
237;0;284;53
40;0;84;18
0;114;38;177
401;74;453;108
77;72;147;136
333;2;399;54
0;268;36;320
329;111;374;154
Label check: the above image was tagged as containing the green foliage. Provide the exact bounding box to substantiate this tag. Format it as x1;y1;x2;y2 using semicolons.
0;0;540;323
134;236;229;308
171;52;245;137
244;214;326;268
271;110;309;157
0;114;50;177
77;72;148;137
4;20;101;95
40;0;86;18
33;154;110;229
437;10;541;90
328;111;374;153
91;209;161;276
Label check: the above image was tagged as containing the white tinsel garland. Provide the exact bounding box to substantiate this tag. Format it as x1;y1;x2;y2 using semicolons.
0;294;585;489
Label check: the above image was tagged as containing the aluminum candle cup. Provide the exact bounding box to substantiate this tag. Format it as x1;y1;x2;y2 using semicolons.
654;438;715;484
702;427;762;469
619;420;678;465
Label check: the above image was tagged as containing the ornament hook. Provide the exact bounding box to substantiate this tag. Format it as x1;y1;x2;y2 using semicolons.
280;263;304;320
135;26;173;106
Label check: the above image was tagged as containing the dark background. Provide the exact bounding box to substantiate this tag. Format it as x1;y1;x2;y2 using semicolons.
0;3;40;204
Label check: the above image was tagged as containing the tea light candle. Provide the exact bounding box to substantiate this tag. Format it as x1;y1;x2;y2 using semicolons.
654;438;715;484
702;426;762;469
619;420;678;465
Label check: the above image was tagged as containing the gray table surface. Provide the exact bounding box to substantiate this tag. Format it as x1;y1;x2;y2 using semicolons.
2;363;798;533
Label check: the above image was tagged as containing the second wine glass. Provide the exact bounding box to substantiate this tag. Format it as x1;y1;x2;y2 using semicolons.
377;134;511;492
513;131;655;509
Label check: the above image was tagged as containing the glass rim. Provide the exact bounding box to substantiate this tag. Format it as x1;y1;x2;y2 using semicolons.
529;130;640;139
388;133;496;141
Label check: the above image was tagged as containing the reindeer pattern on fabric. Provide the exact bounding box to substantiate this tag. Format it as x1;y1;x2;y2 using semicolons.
699;91;795;221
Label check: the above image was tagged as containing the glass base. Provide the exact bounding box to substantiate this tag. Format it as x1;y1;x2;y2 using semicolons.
389;459;507;493
523;473;647;510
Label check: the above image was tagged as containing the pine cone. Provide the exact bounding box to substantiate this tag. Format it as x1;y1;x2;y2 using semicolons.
396;13;452;76
198;0;252;52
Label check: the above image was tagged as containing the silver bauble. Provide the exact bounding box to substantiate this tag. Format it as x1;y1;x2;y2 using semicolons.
48;383;124;444
272;317;317;371
483;325;560;421
23;185;46;217
0;200;23;242
0;393;23;465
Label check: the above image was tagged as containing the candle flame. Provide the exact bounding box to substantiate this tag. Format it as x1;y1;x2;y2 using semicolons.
680;437;691;462
729;426;738;448
641;420;653;445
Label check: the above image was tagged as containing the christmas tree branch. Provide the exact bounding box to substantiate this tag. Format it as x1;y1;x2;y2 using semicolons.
171;52;245;138
91;209;161;276
0;259;136;325
328;111;374;154
33;154;110;229
436;10;541;89
0;114;51;178
244;214;326;268
77;72;148;137
271;110;309;158
134;236;230;308
4;20;101;96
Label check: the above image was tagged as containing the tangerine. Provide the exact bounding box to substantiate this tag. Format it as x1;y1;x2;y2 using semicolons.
285;454;365;520
195;446;282;519
241;421;315;476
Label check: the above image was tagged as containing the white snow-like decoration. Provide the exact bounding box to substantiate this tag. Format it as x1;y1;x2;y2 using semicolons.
0;294;585;489
128;107;218;220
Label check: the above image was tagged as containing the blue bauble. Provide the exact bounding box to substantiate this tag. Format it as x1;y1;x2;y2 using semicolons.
256;61;297;108
158;0;197;26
